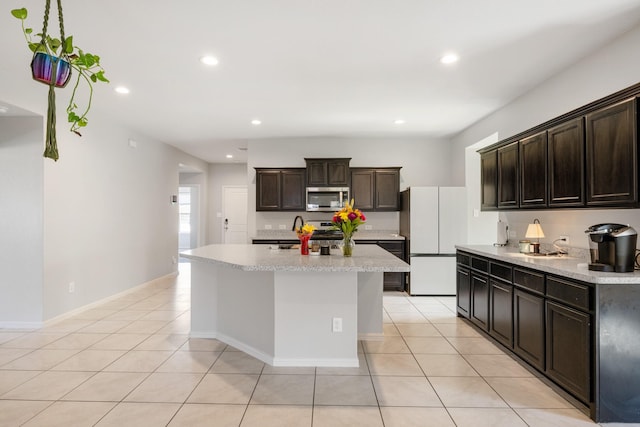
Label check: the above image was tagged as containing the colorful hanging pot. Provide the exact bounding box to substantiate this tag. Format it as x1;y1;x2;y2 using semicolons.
31;51;71;87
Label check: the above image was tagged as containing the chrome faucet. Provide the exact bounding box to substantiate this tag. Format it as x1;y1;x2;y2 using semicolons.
292;215;305;231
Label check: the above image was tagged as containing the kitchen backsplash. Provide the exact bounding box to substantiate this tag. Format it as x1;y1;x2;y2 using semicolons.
500;209;640;252
255;211;400;233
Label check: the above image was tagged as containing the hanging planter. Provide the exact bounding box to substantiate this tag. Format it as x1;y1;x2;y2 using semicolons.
11;1;108;161
31;51;71;87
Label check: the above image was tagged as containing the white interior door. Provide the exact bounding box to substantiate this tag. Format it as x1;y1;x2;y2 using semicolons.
223;186;248;244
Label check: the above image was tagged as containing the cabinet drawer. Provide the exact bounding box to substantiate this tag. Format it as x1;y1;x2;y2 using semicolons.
546;276;591;311
513;268;545;295
457;252;471;266
471;256;489;273
490;262;512;282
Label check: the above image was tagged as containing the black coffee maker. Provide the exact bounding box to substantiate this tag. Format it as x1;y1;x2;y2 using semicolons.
585;223;637;272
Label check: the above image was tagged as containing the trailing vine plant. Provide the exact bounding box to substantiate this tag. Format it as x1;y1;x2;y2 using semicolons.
11;2;108;160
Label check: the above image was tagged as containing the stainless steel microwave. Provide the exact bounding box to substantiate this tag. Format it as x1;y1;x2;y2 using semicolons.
306;187;350;212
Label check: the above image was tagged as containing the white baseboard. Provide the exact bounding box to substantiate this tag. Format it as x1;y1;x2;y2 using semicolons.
358;332;385;341
272;357;360;367
0;321;43;330
0;272;178;330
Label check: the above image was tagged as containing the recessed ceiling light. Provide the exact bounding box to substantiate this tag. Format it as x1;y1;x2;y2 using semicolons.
226;154;233;159
200;55;219;66
394;119;406;125
0;106;8;114
440;53;459;65
115;86;130;94
251;119;262;126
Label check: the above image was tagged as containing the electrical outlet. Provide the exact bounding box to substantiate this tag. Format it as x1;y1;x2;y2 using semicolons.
364;225;372;230
278;224;286;230
264;224;272;230
509;230;516;238
68;282;75;293
559;235;570;246
332;317;343;333
172;256;177;264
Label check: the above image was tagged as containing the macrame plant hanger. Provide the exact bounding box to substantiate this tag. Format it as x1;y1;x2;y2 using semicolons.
32;0;71;161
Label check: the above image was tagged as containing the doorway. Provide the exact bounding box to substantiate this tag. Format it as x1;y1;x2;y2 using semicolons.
222;186;248;243
178;185;200;251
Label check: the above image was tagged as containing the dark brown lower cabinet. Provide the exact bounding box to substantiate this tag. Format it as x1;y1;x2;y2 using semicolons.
456;266;471;318
354;240;406;291
546;301;591;403
513;288;545;371
489;279;513;348
470;272;489;331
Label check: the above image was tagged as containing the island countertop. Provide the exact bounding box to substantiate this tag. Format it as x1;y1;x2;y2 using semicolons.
181;244;410;273
456;244;640;284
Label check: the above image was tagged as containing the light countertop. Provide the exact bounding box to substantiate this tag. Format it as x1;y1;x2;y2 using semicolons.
456;244;640;285
181;244;410;273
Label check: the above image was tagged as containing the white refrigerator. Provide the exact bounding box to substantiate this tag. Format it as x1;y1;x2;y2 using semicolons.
399;187;467;295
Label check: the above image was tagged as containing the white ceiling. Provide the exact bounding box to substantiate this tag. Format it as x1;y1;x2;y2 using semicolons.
2;0;640;163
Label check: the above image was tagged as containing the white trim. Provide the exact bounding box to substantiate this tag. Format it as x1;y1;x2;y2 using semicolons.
358;332;385;341
0;321;42;329
215;332;275;365
272;357;360;367
34;272;178;330
189;331;218;339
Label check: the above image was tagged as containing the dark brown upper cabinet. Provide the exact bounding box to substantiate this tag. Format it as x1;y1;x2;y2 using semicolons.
519;131;548;208
585;98;638;207
480;83;640;211
305;158;351;187
350;168;401;211
548;118;585;207
498;142;520;209
255;168;305;211
481;151;498;210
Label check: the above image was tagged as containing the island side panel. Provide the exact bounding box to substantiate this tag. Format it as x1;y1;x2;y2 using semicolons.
216;267;276;363
597;284;640;423
273;271;359;367
357;272;384;340
190;261;220;338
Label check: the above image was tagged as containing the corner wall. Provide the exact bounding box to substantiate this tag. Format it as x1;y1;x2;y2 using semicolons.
0;117;44;325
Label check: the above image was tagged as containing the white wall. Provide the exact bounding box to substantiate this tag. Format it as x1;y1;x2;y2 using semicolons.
0;117;44;325
450;24;640;249
207;163;248;244
41;116;209;320
246;137;454;235
0;110;208;323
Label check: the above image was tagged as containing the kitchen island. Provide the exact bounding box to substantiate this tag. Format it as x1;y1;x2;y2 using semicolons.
456;245;640;423
181;244;410;367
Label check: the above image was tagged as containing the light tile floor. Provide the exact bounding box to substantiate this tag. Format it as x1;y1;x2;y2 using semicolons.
0;263;601;426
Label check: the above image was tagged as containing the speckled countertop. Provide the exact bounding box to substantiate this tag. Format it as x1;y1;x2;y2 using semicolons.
181;244;411;272
457;244;640;285
252;230;404;241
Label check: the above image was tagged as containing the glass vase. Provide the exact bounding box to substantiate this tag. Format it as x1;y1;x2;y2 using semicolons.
342;235;354;257
299;234;311;255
